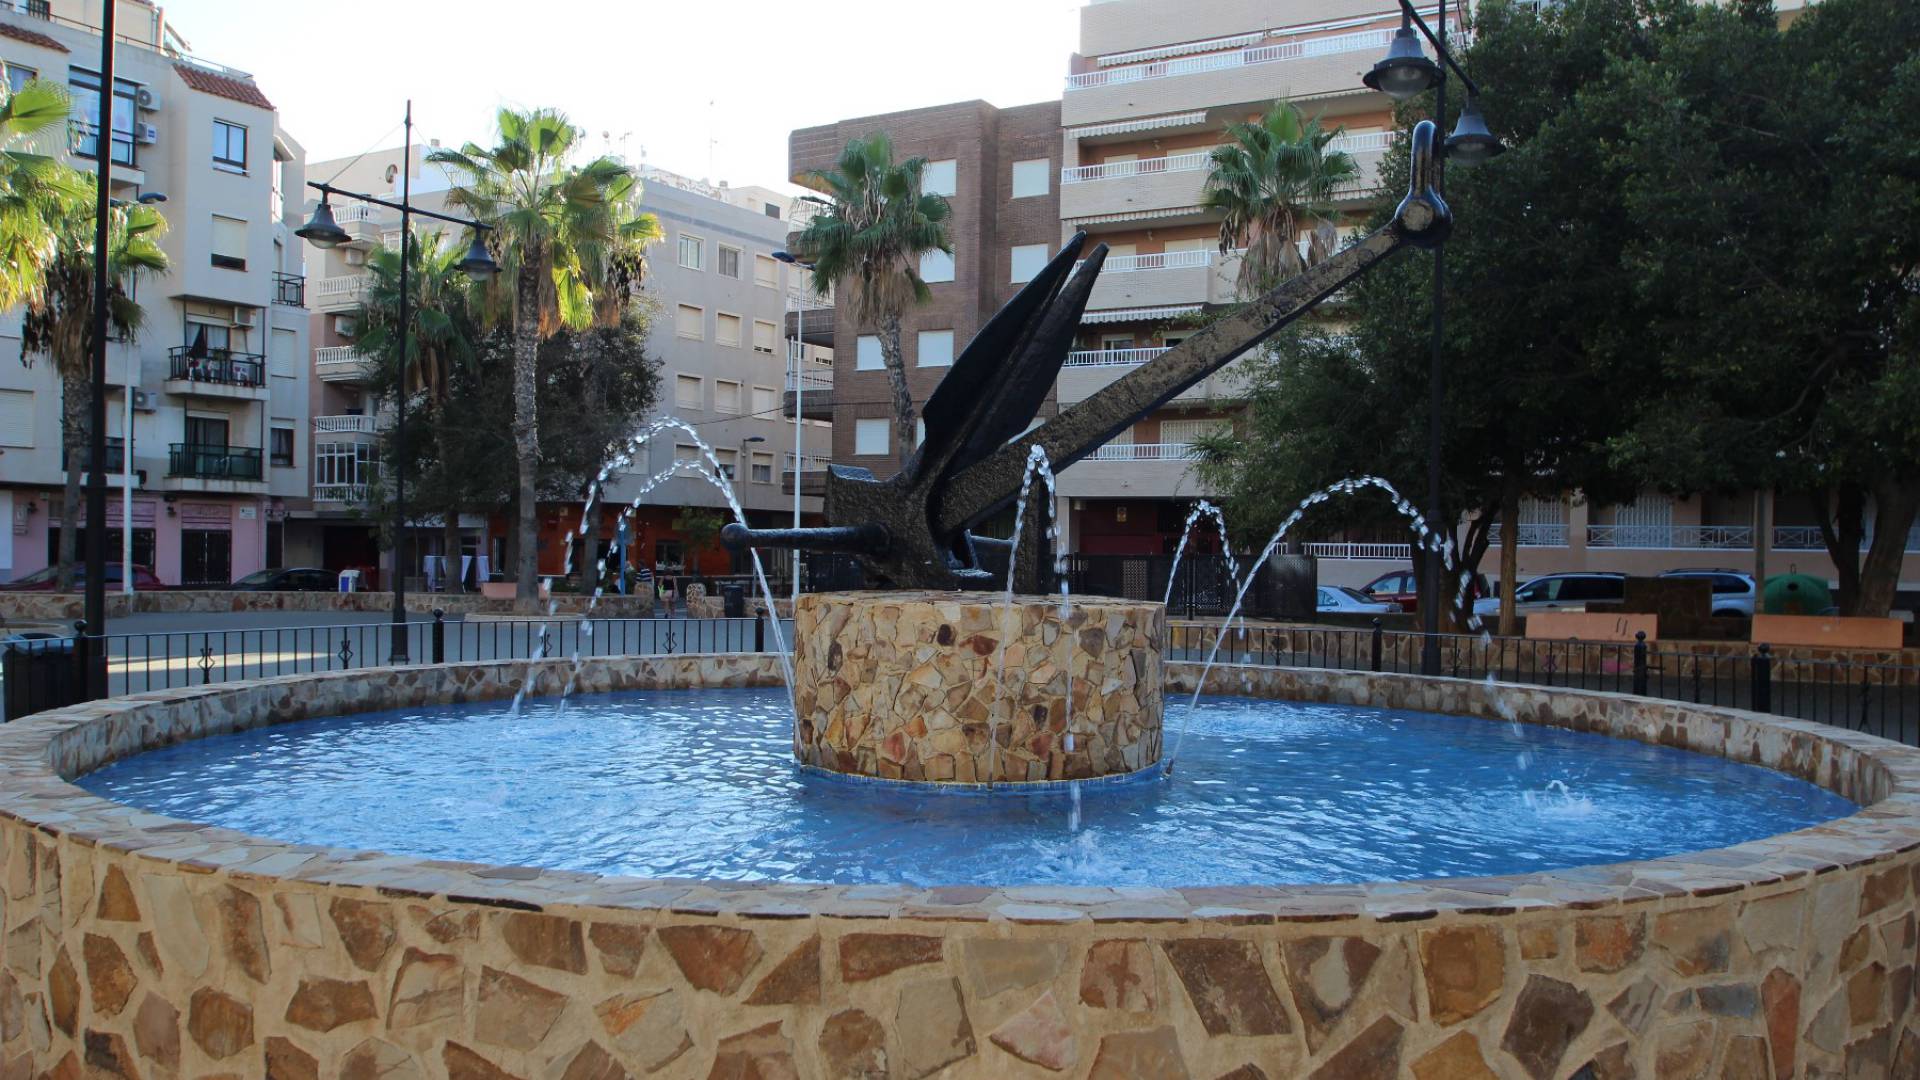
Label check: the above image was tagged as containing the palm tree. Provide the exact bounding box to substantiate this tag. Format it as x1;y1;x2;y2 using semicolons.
1202;102;1359;298
428;108;662;604
790;132;953;469
0;69;88;311
19;195;168;590
351;231;481;574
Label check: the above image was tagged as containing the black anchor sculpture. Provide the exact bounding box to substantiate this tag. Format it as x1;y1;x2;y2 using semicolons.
722;120;1453;592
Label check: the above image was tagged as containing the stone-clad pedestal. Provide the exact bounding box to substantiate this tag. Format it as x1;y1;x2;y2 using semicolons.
792;591;1164;784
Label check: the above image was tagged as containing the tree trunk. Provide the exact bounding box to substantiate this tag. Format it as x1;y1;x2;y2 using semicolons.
1498;482;1520;639
1855;480;1918;619
442;513;463;594
1817;484;1866;614
878;312;916;473
56;369;88;593
1453;510;1493;634
512;263;543;607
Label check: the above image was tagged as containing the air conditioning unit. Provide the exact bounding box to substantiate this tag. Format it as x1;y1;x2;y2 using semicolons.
134;123;158;145
343;248;368;267
135;86;160;112
332;316;357;336
232;309;257;329
131;389;157;412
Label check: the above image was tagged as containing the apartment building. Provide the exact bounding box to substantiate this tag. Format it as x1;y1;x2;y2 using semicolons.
294;148;829;586
0;0;309;586
791;0;1918;593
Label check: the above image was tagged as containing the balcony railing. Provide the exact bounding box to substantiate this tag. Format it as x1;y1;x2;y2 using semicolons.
1064;347;1170;368
1062;151;1210;185
1067;26;1398;91
272;272;306;307
784;453;830;474
332;203;378;225
1484;523;1571;548
167;348;264;388
1305;542;1414;561
60;436;126;473
313;484;370;504
1587;524;1755;550
314;415;379;435
1085;442;1196;462
1328;131;1396;155
786;369;832;392
314;346;364;374
1097;249;1215;274
168;444;263;482
313;276;370;307
1773;525;1920;553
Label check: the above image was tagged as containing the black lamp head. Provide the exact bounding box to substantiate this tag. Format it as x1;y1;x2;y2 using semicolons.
295;198;351;249
457;233;499;281
1445;95;1504;166
1362;21;1442;101
1392;120;1452;250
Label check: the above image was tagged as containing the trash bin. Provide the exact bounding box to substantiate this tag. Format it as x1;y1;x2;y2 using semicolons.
2;634;83;721
722;584;747;619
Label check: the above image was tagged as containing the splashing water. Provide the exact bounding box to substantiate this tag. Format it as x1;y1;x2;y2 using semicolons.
509;418;797;722
985;445;1064;791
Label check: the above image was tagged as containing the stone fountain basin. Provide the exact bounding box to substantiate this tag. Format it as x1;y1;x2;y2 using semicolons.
1;656;1915;1078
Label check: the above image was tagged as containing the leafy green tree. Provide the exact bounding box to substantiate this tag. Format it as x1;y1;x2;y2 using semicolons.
790;132;953;468
1202;102;1358;297
0;70;85;311
19;195;168;590
429;108;663;605
1601;0;1920;616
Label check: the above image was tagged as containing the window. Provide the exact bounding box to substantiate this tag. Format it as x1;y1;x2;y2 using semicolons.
925;159;957;197
754;254;779;288
5;65;37;94
920;249;955;284
752;320;777;355
270;329;298;377
673;444;701;465
854;418;890;456
269;426;294;467
856;335;883;371
675;304;703;339
314;441;379;486
714;448;737;480
714;379;742;414
212;120;247;173
1011;158;1051;198
1010;244;1048;284
751;385;777;415
210;215;248;271
764;202;782;219
717;245;742;279
750;451;774;483
716;312;742;348
69;69;136;166
1159;419;1229;444
917;330;954;368
677;234;704;270
674;373;702;410
0;389;34;447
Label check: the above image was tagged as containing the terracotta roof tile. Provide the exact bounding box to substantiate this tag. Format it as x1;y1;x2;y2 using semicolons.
173;64;272;111
0;20;70;53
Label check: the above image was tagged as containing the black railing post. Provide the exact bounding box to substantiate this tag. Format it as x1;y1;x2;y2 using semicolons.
71;620;89;704
1632;631;1649;697
431;609;445;665
1752;643;1773;714
755;614;767;653
1370;618;1384;673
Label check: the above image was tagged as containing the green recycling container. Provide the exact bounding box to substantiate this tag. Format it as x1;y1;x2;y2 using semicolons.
1762;573;1835;616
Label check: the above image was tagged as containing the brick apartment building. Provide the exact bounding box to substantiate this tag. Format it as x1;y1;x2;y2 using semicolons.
791;0;1919;594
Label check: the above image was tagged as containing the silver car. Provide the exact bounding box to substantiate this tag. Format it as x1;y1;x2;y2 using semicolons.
1472;573;1626;618
1658;569;1758;617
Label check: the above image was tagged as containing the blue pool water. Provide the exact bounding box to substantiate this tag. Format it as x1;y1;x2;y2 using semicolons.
78;689;1855;887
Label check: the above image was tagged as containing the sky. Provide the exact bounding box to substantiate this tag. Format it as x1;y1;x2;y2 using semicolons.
172;0;1085;194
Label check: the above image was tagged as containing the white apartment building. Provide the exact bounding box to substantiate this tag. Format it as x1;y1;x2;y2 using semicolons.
0;0;309;586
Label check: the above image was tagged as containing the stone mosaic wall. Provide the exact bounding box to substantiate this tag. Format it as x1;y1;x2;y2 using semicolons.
0;656;1914;1077
792;591;1164;783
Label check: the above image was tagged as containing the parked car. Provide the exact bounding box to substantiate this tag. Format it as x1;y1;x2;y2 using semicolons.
0;564;166;592
1472;572;1626;618
1657;569;1758;617
1318;586;1402;614
1360;568;1492;613
225;568;339;592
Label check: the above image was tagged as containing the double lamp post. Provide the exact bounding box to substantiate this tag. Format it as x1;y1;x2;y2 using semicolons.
1362;0;1502;675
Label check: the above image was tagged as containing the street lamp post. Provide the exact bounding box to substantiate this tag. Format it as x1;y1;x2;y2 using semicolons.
772;250;814;605
1363;0;1501;674
296;103;498;664
80;0;118;696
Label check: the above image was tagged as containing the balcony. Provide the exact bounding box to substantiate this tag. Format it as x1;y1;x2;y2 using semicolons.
1773;525;1920;553
1587;524;1755;550
785;304;834;348
1064;347;1169;368
312;275;369;312
1085;442;1195;462
1057;442;1210;500
315;346;367;384
1063;134;1389;223
314;484;371;505
780;453;829;497
165;348;267;400
333;202;384;245
1484;523;1572;548
1081;248;1243;312
1056;349;1250;406
1305;542;1414;561
167;444;263;482
272;272;306;307
60;437;126;474
314;415;379;435
782;366;834;422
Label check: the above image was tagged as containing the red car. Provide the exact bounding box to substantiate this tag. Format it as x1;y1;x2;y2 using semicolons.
0;564;167;591
1360;568;1491;614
